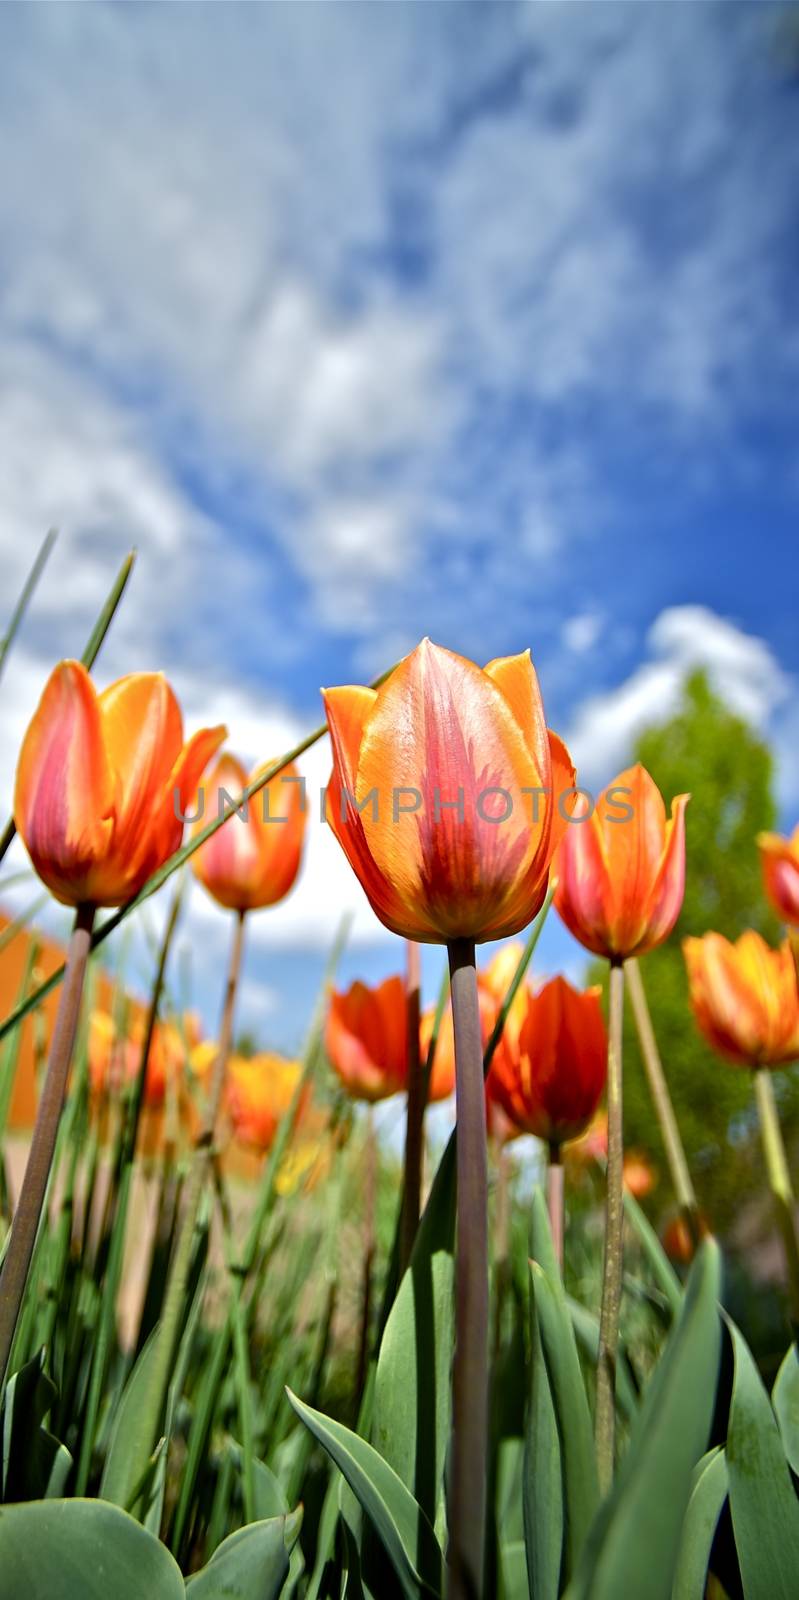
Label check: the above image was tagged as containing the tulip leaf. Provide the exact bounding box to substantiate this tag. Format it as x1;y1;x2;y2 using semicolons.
565;1237;721;1600
286;1388;443;1599
772;1341;799;1475
528;1192;599;1584
99;1325;164;1516
565;1296;638;1422
499;1538;529;1600
0;1498;184;1600
726;1316;799;1600
524;1305;563;1600
186;1509;302;1599
372;1124;455;1533
671;1446;728;1600
0;1352;72;1503
623;1191;682;1318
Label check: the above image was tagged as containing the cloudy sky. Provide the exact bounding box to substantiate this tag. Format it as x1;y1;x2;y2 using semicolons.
1;3;798;1049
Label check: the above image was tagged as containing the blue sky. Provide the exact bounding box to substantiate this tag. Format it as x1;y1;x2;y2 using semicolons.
0;3;798;1051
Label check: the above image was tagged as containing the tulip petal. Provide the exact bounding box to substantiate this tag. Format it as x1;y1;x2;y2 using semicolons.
633;792;689;956
357;639;542;941
100;674;183;843
324;685;436;940
248;757;306;908
554;808;614;957
483;649;550;787
191;752;263;910
600;764;667;954
14;660;114;905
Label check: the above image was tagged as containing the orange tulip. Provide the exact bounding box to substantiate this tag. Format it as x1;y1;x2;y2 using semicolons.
683;929;799;1068
757;824;799;928
323;640;574;943
554;763;688;960
327;976;408;1103
15;661;225;908
226;1052;305;1149
89;1008;202;1109
190;751;306;912
488;976;607;1147
622;1151;657;1199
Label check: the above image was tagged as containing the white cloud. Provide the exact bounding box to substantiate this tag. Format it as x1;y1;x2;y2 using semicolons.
567;604;795;791
561;612;604;655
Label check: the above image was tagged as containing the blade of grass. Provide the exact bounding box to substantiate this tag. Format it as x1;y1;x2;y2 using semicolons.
0;528;58;682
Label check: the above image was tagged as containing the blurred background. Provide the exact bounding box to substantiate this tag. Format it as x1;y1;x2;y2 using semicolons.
1;4;798;1259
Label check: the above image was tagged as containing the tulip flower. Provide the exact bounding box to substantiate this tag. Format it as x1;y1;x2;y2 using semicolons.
554;763;689;962
190;751;306;912
326;977;409;1103
553;762;687;1489
488;976;607;1148
226;1053;306;1150
89;1009;202;1111
15;661;225;908
0;661;224;1387
684;928;799;1322
757;824;799;929
683;930;799;1069
323;639;574;945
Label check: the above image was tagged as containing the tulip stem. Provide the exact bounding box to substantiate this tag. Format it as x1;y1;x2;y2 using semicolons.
547;1143;564;1271
753;1068;799;1332
447;937;488;1600
625;958;701;1250
0;902;95;1389
133;907;246;1467
595;959;624;1495
400;939;424;1274
355;1106;377;1409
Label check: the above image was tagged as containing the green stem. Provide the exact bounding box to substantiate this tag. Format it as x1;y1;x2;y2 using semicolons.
354;1106;377;1411
0;903;95;1388
133;907;245;1468
753;1067;799;1332
547;1143;564;1271
626;958;701;1248
447;937;488;1600
400;939;424;1274
595;959;625;1494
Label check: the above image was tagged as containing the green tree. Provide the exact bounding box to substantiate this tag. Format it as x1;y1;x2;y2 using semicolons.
593;669;796;1235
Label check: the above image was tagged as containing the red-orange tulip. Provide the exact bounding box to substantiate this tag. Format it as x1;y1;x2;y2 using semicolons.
15;661;225;908
488;976;607;1147
323;640;574;943
89;1008;202;1109
554;763;688;960
757;825;799;928
191;751;306;912
327;975;454;1104
683;929;799;1068
226;1053;306;1150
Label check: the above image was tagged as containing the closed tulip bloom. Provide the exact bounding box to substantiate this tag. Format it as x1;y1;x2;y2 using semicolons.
226;1053;305;1149
15;661;225;908
488;976;607;1146
191;751;306;912
323;640;574;943
326;976;409;1103
683;930;799;1068
757;825;799;928
555;763;688;960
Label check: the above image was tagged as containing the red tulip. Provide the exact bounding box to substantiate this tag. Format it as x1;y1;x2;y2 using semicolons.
488;976;607;1147
757;825;799;929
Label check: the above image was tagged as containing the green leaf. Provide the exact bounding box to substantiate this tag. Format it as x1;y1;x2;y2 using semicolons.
726;1317;799;1600
772;1342;799;1475
523;1311;562;1600
565;1297;638;1423
623;1192;682;1318
186;1510;302;1599
0;1498;184;1600
99;1325;163;1516
372;1125;455;1533
529;1191;599;1584
499;1539;529;1600
286;1389;443;1599
0;1352;72;1502
671;1447;728;1600
565;1237;721;1600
